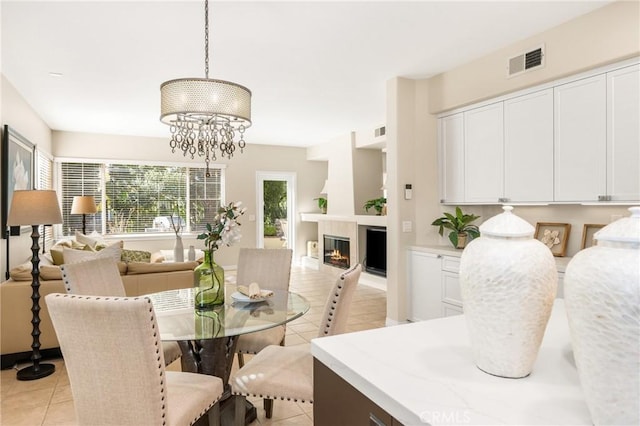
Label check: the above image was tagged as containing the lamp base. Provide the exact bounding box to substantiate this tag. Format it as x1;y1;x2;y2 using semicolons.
16;363;55;381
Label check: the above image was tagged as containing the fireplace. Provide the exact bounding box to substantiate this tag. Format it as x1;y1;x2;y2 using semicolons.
323;235;350;269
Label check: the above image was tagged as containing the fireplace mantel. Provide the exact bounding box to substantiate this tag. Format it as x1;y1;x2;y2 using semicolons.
300;213;387;227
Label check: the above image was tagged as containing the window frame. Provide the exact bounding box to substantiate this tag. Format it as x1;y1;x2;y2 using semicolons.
55;157;226;239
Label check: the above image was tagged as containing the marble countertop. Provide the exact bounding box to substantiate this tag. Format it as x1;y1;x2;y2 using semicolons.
311;300;591;425
409;244;572;272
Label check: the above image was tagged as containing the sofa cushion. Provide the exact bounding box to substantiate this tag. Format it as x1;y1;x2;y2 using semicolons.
127;261;198;275
50;240;93;265
74;230;103;248
121;249;152;263
63;241;122;265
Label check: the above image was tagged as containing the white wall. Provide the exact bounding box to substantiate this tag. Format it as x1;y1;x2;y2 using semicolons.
1;75;53;277
52;130;326;267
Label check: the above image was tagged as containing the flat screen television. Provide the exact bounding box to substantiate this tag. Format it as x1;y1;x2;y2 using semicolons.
365;227;386;277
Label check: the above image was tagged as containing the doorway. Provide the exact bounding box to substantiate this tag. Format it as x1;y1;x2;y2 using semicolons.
256;172;296;257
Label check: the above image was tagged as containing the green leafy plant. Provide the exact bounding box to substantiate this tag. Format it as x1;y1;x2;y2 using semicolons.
314;197;327;213
431;207;480;248
363;197;387;215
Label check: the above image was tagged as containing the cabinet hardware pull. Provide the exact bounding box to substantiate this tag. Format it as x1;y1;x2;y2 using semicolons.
369;413;387;426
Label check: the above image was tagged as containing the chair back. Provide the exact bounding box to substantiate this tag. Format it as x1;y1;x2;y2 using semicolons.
46;294;168;425
236;248;293;290
61;257;125;296
317;263;362;338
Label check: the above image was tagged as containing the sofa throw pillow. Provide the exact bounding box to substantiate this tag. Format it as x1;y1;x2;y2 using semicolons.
121;249;152;263
74;231;96;248
50;240;93;265
63;241;122;265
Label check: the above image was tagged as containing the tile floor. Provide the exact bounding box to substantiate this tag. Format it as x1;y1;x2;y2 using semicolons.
0;265;387;425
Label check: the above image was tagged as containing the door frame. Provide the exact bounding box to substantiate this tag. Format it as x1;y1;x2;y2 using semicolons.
256;171;296;257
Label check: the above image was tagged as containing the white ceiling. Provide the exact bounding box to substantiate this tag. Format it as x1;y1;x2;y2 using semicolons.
1;1;610;148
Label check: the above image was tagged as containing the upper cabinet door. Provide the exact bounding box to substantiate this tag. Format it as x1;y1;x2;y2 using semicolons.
607;64;640;202
439;113;465;203
554;74;607;202
504;89;554;202
464;102;504;203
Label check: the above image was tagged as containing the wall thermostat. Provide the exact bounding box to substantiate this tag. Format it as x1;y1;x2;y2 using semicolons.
405;184;412;200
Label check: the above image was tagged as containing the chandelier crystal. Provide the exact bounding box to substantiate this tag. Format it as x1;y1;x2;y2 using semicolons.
160;0;251;176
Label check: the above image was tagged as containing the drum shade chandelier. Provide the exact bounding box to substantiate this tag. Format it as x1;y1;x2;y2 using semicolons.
160;0;251;177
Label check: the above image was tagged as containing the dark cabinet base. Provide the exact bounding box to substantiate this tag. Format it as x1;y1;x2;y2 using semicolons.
313;358;403;426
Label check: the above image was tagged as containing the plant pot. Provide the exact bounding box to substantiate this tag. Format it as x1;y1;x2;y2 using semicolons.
564;207;639;425
456;233;467;249
459;206;557;378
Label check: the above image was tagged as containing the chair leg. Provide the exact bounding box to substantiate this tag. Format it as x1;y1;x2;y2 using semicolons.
237;352;245;368
208;402;220;426
264;398;274;419
235;395;246;426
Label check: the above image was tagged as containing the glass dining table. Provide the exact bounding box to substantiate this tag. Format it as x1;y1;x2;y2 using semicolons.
145;286;310;424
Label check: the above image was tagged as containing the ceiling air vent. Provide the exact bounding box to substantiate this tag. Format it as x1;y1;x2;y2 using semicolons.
374;126;386;138
507;45;545;78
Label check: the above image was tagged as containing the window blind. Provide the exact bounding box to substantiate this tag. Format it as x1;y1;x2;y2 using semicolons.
59;161;223;236
36;150;54;250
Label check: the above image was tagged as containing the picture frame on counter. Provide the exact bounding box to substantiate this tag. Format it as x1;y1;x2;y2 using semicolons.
534;222;571;257
581;224;605;250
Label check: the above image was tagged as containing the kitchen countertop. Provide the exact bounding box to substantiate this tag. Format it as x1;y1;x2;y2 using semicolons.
409;244;572;272
311;300;591;425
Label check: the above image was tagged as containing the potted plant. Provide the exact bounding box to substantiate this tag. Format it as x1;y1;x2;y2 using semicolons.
431;207;480;249
363;197;387;215
315;197;327;214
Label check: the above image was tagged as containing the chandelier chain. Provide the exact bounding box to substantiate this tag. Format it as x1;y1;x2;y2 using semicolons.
204;0;209;79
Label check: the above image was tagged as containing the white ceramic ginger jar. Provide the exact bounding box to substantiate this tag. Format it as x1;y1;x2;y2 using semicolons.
459;206;557;378
564;206;640;426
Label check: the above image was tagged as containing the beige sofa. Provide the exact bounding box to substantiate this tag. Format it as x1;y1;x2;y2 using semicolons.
1;256;198;368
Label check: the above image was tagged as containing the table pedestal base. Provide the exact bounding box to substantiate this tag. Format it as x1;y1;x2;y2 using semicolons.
178;337;257;426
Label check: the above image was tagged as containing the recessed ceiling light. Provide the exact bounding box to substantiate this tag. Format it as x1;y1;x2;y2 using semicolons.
49;72;63;77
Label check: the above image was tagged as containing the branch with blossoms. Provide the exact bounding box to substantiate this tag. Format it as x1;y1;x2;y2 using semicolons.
197;201;247;253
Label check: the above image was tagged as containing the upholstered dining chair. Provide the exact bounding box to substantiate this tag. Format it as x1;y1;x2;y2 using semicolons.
60;257;182;366
231;263;362;423
234;248;293;367
46;293;224;426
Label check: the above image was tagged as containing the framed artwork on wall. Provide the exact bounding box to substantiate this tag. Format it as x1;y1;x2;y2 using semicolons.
581;224;605;250
534;222;571;257
1;125;35;239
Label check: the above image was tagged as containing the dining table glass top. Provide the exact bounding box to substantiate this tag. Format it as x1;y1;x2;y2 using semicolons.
145;287;310;341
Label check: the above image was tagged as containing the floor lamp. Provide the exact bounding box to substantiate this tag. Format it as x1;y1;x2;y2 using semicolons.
70;195;96;234
7;190;63;380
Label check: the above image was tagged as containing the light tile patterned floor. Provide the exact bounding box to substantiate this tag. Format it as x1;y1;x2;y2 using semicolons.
0;265;387;425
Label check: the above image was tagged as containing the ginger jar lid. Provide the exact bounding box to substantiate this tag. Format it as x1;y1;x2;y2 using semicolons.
479;205;534;238
594;206;640;244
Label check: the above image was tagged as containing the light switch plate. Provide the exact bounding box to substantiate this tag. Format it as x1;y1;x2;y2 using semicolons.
402;221;412;232
249;214;256;222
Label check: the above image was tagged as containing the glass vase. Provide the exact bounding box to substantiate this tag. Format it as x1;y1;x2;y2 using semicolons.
194;250;225;309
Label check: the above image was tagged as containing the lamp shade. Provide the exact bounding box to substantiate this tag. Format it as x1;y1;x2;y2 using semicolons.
8;190;63;226
71;196;97;215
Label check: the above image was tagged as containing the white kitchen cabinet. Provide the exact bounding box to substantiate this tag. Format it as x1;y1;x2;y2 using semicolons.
439;113;465;204
554;74;607;201
504;89;554;202
464;102;504;203
410;247;570;322
607;64;640;201
407;250;442;321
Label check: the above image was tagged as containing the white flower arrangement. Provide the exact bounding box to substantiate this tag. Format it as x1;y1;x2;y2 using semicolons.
197;201;247;252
